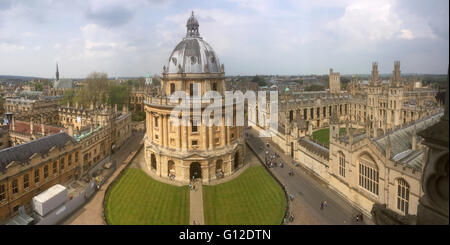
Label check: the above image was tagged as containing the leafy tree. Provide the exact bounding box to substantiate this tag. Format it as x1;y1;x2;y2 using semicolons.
252;75;266;87
132;111;146;121
34;83;43;91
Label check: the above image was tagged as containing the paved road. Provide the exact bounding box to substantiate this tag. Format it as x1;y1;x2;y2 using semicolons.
246;128;370;225
61;132;144;225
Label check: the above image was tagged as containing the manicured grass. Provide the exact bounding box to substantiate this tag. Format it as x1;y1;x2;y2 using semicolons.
203;166;286;225
104;168;189;225
312;128;347;147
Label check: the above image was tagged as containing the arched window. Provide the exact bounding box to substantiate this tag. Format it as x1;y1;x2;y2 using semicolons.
339;152;345;177
397;178;410;214
170;83;175;95
358;154;379;195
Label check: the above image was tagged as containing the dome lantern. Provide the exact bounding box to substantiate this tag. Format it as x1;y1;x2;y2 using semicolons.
186;11;200;38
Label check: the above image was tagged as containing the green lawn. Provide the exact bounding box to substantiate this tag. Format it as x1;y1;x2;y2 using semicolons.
312;128;347;147
104;168;189;225
203;166;286;225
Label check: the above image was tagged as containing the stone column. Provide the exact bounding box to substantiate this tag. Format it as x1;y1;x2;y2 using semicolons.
183;119;188;151
159;115;163;145
164;114;169;148
222;117;226;147
176;118;181;150
209;125;214;150
203;123;208;149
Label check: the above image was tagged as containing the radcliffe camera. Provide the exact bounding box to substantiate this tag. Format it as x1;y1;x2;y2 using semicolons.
0;0;448;235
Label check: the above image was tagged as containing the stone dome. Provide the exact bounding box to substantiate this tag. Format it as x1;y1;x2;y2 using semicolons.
165;12;222;74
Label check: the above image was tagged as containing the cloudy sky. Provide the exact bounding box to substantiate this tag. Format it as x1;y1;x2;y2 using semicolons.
0;0;448;78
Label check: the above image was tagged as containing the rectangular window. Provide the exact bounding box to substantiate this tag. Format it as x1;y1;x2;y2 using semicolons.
44;165;49;179
170;83;175;95
192;140;198;147
191;121;198;133
34;169;40;184
60;158;65;170
12;179;18;194
0;184;5;202
68;154;72;166
53;162;57;174
23;174;29;190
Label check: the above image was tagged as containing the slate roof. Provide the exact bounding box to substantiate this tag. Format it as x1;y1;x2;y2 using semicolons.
375;113;442;170
298;138;330;160
0;132;77;172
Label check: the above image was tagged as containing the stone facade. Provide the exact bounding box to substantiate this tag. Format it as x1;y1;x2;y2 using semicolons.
0;133;81;222
248;61;443;220
144;13;245;184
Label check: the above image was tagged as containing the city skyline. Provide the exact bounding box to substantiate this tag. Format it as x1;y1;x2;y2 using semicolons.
0;0;448;78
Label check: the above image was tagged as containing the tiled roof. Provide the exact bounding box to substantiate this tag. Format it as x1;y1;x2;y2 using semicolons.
0;132;77;172
12;120;66;136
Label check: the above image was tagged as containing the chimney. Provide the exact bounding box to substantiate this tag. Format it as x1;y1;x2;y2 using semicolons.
123;104;128;113
90;101;94;110
412;125;417;150
75;101;79;109
30;119;34;135
41;122;45;136
115;104;118;112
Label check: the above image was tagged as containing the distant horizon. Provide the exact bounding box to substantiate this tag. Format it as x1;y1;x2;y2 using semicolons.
0;72;447;82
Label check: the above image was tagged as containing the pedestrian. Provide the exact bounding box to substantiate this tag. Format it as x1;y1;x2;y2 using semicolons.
320;201;324;210
324;200;328;208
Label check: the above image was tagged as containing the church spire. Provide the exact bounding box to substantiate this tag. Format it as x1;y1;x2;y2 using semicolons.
56;63;60;81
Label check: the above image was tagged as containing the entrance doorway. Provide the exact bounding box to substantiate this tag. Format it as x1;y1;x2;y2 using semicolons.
190;162;202;180
151;154;157;172
234;152;239;170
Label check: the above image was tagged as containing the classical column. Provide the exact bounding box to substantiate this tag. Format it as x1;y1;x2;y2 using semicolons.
176;118;181;150
202;124;208;149
209;125;214;150
164;114;169;148
226;126;231;144
159;115;163;145
221;117;226;147
183;118;188;151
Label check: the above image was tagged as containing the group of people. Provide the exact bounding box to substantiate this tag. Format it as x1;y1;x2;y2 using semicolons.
283;211;295;224
168;173;175;181
355;213;364;222
188;182;197;191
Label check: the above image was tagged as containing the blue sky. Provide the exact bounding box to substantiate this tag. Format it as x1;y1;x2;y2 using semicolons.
0;0;448;78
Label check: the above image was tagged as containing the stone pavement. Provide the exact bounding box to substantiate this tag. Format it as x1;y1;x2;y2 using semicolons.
61;132;144;225
189;180;204;225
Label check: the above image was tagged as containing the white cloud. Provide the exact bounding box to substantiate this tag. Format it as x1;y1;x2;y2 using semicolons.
399;29;414;40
